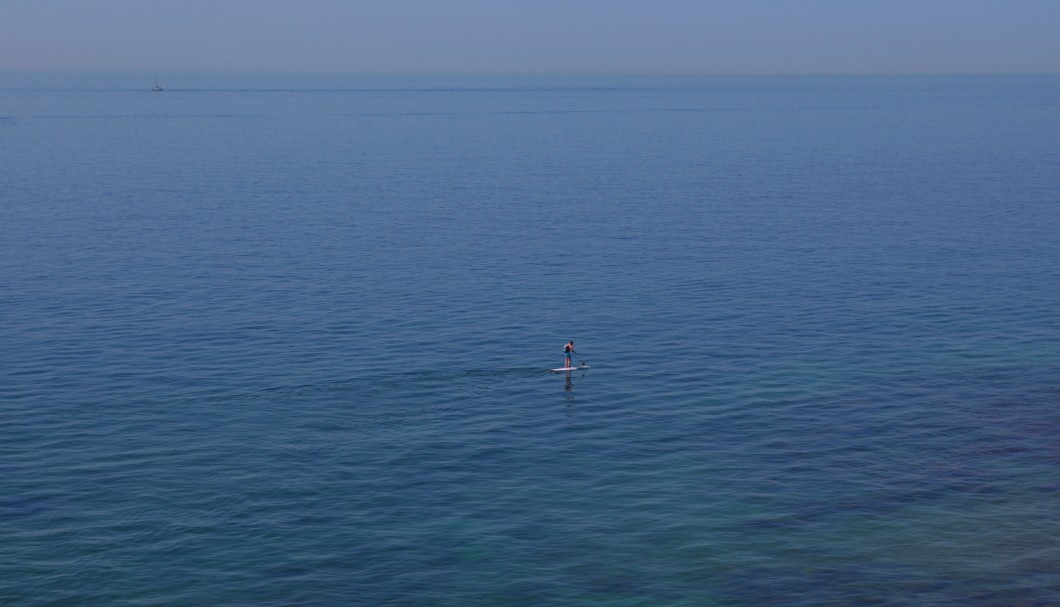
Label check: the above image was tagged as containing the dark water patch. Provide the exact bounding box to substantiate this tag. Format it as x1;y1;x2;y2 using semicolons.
249;366;547;397
0;495;62;519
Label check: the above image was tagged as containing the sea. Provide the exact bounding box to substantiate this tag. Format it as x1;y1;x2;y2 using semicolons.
1;71;1058;606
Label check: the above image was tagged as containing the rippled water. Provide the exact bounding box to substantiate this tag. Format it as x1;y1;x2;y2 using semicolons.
2;73;1059;606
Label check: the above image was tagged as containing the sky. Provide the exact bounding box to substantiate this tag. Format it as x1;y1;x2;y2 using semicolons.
2;0;1059;74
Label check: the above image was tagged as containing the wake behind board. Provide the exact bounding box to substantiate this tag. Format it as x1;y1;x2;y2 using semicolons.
551;365;590;373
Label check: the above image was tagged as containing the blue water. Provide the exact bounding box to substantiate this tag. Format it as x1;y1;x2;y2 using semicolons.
2;72;1059;606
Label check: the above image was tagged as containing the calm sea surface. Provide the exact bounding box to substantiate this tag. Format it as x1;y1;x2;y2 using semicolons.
2;72;1059;606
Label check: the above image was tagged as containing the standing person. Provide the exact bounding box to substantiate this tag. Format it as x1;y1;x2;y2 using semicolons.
563;341;576;368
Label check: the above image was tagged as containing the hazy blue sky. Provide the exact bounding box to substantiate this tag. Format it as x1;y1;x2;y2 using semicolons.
3;0;1059;73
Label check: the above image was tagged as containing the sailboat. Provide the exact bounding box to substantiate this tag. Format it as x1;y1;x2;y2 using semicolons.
152;73;164;92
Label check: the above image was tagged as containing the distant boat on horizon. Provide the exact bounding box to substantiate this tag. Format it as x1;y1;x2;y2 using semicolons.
152;73;164;92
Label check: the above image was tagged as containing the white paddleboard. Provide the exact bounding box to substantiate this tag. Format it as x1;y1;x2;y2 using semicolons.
550;365;590;372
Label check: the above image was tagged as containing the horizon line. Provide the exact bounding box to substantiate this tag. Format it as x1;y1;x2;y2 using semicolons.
3;68;1060;77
